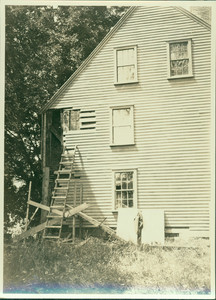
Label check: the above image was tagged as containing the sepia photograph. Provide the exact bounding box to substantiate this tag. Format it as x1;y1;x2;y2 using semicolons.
2;0;215;298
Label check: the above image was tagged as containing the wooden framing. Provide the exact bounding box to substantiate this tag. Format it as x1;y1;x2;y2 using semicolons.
41;167;50;222
24;181;32;231
14;201;125;242
14;203;90;242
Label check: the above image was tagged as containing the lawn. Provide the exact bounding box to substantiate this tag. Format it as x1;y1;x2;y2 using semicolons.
3;236;211;295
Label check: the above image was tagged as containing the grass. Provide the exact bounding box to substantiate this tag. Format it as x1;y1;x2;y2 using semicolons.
3;236;211;295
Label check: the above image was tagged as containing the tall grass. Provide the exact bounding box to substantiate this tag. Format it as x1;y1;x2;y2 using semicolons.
4;237;211;295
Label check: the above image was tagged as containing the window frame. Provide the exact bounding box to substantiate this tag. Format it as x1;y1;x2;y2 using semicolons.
114;45;138;85
167;39;193;79
110;105;135;146
112;169;137;211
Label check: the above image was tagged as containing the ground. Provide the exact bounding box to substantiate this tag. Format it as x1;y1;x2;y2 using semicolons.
3;235;211;295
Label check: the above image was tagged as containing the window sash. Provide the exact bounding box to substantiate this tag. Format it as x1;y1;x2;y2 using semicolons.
167;39;192;78
114;46;137;84
110;106;134;145
113;170;137;210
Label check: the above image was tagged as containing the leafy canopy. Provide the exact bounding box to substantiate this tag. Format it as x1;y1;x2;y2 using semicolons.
5;5;127;223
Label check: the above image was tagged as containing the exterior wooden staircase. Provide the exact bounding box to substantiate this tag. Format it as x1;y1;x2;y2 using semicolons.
43;146;77;239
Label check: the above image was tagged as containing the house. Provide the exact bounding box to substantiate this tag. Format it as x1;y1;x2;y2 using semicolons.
40;5;212;239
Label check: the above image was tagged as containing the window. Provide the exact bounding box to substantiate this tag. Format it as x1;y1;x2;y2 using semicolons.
167;39;193;78
62;109;96;132
113;170;137;210
110;106;134;146
115;46;138;84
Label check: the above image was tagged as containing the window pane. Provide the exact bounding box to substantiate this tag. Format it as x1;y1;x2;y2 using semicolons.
182;60;189;74
122;200;127;207
122;191;127;200
170;42;188;60
117;65;135;82
117;48;135;66
171;59;189;76
128;172;133;181
116;181;121;190
128;180;133;189
115;173;121;181
122;181;127;190
116;200;122;209
113;108;130;126
128;191;133;199
121;173;127;181
116;191;121;201
113;126;132;144
128;200;133;207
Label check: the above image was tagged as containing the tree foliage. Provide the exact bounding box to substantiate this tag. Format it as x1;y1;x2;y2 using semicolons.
5;5;127;222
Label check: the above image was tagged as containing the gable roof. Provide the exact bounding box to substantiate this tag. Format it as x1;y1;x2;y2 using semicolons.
40;6;211;113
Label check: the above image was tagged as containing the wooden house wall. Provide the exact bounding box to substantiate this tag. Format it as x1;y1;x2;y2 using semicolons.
49;6;211;236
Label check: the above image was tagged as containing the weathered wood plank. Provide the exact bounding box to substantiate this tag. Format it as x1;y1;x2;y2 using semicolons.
13;221;50;241
50;125;61;142
28;200;50;212
66;204;123;240
14;203;90;242
41;167;50;222
25;181;32;231
64;203;89;217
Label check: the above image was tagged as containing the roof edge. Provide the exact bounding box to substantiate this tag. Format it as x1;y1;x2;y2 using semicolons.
174;6;211;31
40;5;211;114
40;6;137;113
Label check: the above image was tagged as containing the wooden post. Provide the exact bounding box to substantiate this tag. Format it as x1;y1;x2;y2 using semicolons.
72;181;77;242
42;113;46;169
25;181;32;231
41;167;50;223
27;207;39;227
79;183;83;238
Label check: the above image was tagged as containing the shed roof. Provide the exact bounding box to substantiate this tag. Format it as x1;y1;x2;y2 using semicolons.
40;6;211;113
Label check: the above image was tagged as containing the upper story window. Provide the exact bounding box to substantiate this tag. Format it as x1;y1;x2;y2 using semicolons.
114;46;138;84
167;39;193;79
110;106;134;146
62;109;96;132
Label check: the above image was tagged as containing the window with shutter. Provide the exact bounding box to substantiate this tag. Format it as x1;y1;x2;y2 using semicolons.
62;109;96;132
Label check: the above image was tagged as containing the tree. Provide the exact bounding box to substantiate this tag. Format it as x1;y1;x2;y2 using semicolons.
5;5;128;225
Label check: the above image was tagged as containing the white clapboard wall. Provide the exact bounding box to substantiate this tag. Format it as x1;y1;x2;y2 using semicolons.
49;6;211;237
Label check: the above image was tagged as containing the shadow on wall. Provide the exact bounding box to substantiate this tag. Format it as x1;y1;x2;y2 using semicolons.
64;147;107;233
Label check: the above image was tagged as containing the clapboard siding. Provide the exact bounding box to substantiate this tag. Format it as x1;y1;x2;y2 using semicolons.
49;6;211;236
